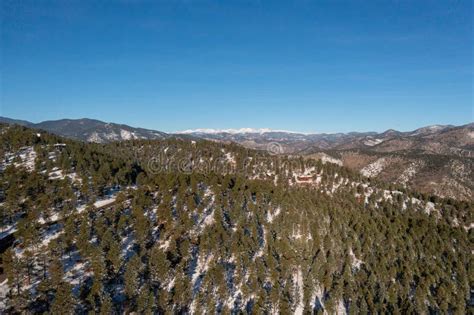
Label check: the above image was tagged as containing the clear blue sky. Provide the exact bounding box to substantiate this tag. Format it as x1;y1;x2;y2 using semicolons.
1;0;472;133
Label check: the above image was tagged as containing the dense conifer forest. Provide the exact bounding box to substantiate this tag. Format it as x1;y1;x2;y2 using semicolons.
0;123;472;314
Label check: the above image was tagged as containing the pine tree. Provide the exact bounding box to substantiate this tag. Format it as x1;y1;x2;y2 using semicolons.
77;214;90;254
124;255;141;300
149;244;170;286
3;248;22;295
51;281;74;314
106;238;122;274
49;255;64;289
99;292;113;315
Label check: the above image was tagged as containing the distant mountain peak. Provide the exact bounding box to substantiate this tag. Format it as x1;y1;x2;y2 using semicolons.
410;124;452;136
0;116;168;143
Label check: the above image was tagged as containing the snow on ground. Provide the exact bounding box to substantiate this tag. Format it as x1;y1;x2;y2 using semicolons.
77;196;117;213
191;254;213;285
224;288;244;314
360;158;386;177
120;129;134;140
310;285;325;313
41;225;63;248
331;177;345;193
349;248;363;269
14;224;63;258
48;169;64;180
397;161;422;185
294;267;304;315
224;152;236;165
291;225;303;240
383;190;393;201
0;224;17;240
104;131;119;141
202;209;215;227
178;128;303;135
335;299;347;315
267;206;281;223
3;146;37;171
59;250;95;297
198;190;216;229
166;277;175;292
121;233;136;260
94;197;117;208
424;202;435;215
87;132;102;143
464;223;474;231
315;175;322;184
159;239;171;250
20;147;37;171
0;279;8;310
254;227;266;259
37;212;61;225
319;153;343;166
363;138;384;146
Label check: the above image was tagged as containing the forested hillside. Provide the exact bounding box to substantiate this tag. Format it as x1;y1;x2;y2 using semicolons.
0;123;472;314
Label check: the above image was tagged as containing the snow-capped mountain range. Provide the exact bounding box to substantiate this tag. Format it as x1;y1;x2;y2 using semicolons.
1;116;472;200
177;128;307;135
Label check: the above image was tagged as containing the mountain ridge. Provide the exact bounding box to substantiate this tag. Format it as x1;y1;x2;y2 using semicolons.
0;116;169;143
1;116;465;140
1;116;472;200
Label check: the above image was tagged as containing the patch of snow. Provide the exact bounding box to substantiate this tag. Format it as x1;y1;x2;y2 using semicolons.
293;267;304;315
291;225;303;240
202;209;215;226
335;299;347;315
310;285;325;313
166;277;175;291
104;131;119;140
224;152;236;165
397;162;421;184
0;279;8;310
120;129;134;140
8;146;37;171
176;128;306;135
349;248;363;269
267;206;281;223
424;202;435;215
191;254;213;285
319;153;343;166
159;240;171;250
411;125;448;136
48;169;64;180
87;132;103;143
361;158;386;177
121;233;135;260
363;138;384;146
94;197;116;208
0;224;17;240
463;222;474;231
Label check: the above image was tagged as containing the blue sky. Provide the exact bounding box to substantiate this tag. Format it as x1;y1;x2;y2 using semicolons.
1;0;472;133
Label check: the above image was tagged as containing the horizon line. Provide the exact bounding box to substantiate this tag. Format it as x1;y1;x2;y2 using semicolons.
1;115;470;136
